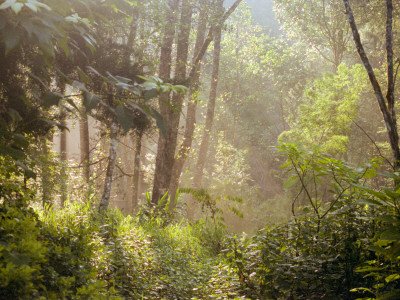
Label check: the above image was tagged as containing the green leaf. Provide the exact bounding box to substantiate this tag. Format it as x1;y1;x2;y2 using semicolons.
7;108;22;122
380;229;400;241
350;287;373;293
65;98;78;111
13;134;29;148
0;145;25;160
56;37;70;57
83;92;100;111
353;184;388;201
72;80;88;92
38;41;54;59
116;105;133;133
385;274;400;283
381;187;400;199
26;0;50;11
358;198;384;207
25;2;37;12
144;88;158;101
42;92;63;108
172;85;188;93
0;0;16;10
77;67;91;83
15;161;36;179
150;108;166;136
39;118;69;131
11;2;23;14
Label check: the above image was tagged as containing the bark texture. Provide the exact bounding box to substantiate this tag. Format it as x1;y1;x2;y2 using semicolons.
79;106;90;184
132;130;143;212
152;0;192;204
152;0;242;205
169;0;209;204
99;121;119;211
40;137;51;208
60;111;68;207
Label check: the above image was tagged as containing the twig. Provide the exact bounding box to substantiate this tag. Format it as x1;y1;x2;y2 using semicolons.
115;164;133;177
348;114;393;169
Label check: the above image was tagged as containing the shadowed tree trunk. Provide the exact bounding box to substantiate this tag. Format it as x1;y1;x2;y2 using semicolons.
152;0;190;204
124;6;140;66
132;129;143;212
193;12;223;190
99;120;119;211
40;136;51;208
343;0;400;173
169;0;208;205
60;110;68;207
152;0;242;205
79;106;90;184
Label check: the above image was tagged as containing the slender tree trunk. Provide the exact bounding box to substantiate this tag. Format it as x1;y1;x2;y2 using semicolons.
233;23;240;147
79;106;90;184
187;0;243;82
193;20;223;189
99;121;119;211
60;111;68;207
169;0;208;204
343;0;400;171
40;137;51;208
132;129;143;212
123;7;140;67
139;136;147;198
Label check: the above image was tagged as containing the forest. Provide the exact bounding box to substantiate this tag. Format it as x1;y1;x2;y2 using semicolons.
1;0;400;299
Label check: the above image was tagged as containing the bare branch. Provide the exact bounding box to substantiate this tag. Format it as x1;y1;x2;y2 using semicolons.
187;0;243;82
348;114;394;169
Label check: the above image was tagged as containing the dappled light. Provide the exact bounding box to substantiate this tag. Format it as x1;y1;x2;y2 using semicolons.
1;0;400;298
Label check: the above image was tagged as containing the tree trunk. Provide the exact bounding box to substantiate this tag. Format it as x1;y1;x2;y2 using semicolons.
123;6;140;68
152;0;192;205
60;111;68;207
187;0;243;82
40;136;51;208
152;0;242;205
79;106;90;184
193;19;223;190
169;0;209;205
343;0;400;172
169;0;243;208
99;121;119;211
132;129;143;213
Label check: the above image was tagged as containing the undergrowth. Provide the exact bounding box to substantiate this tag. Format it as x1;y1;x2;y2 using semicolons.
0;192;244;299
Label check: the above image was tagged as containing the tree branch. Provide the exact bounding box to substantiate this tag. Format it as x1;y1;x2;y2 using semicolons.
348;114;394;169
187;0;242;82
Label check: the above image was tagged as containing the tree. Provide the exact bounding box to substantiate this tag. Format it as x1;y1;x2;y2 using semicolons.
279;64;368;157
343;0;400;172
274;0;351;71
168;0;209;205
193;1;223;190
151;0;181;204
151;0;243;205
